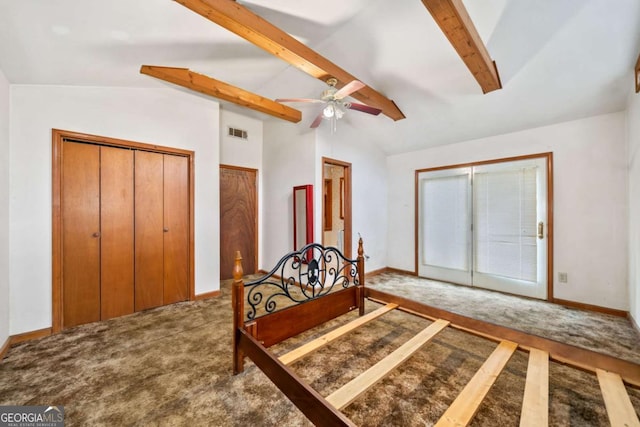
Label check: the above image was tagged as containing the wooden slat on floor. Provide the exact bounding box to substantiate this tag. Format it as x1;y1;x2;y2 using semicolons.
520;348;549;427
435;340;518;427
279;303;399;365
326;318;450;410
596;368;640;427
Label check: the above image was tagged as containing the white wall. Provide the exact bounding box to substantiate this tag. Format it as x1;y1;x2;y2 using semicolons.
9;85;220;335
0;68;10;346
262;121;316;269
387;112;629;310
628;87;640;324
219;109;264;268
317;125;388;272
220;109;263;169
261;120;389;274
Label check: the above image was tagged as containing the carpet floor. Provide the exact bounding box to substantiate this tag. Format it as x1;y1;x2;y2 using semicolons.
0;272;638;426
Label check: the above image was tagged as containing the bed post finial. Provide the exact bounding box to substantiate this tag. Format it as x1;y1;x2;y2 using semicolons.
357;237;365;316
233;250;244;281
232;251;245;374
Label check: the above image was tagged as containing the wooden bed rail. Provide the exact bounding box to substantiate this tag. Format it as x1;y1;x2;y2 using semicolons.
231;256;639;426
366;288;640;388
238;329;356;427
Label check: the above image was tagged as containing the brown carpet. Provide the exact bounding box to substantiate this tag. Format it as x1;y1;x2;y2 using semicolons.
0;273;638;426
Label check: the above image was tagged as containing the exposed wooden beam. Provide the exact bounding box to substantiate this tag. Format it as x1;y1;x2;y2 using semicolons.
140;65;301;123
421;0;502;94
173;0;405;121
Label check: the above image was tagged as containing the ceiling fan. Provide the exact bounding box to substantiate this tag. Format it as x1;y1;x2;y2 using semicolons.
276;78;382;131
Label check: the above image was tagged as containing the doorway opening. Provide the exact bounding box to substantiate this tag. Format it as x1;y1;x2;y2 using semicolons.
322;158;352;258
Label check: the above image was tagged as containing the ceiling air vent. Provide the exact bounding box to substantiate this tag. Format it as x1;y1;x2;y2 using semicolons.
228;127;248;140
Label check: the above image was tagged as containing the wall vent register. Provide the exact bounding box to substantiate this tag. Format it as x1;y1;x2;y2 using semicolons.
228;127;248;140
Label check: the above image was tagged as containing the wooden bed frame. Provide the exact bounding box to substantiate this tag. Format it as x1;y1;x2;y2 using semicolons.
231;239;640;426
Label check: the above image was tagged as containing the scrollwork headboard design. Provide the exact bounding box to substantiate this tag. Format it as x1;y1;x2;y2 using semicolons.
244;243;360;321
231;237;365;373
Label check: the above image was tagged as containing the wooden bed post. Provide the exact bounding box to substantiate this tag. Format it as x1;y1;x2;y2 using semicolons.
232;250;245;374
357;237;365;316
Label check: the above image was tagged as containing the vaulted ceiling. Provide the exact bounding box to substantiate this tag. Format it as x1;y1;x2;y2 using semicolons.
1;0;639;154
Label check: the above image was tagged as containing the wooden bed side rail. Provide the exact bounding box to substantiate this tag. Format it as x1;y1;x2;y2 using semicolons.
366;288;640;387
238;329;356;427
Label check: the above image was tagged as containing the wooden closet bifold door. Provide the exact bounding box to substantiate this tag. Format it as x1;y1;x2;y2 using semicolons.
62;142;101;328
100;146;134;320
54;130;193;331
134;150;165;311
163;154;189;305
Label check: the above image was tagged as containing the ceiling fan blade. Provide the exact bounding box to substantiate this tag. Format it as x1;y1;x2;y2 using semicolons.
276;98;323;103
310;110;324;128
348;102;382;115
334;80;366;100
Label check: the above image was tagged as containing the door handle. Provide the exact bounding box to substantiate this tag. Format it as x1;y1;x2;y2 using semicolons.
92;232;100;238
537;222;544;239
163;227;169;232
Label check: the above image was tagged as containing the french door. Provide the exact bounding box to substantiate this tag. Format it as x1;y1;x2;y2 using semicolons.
417;155;550;299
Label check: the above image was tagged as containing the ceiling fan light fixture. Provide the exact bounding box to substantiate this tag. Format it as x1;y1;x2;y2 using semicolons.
322;101;347;133
276;79;380;131
322;101;346;121
323;103;335;118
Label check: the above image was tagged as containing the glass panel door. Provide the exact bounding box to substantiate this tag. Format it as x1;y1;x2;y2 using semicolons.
472;158;547;298
418;168;472;286
417;157;548;299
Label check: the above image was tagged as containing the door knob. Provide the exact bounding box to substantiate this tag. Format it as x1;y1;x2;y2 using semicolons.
92;232;100;238
163;227;169;232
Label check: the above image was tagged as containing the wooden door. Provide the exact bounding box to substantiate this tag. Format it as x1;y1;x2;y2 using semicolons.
220;166;257;280
53;130;195;331
62;142;101;328
163;154;189;304
100;146;135;320
134;150;165;311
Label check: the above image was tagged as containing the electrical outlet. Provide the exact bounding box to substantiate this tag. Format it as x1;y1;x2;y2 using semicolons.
558;272;568;283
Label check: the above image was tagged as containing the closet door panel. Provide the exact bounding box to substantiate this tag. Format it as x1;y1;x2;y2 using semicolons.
100;146;135;320
163;154;189;304
135;150;164;311
62;142;101;327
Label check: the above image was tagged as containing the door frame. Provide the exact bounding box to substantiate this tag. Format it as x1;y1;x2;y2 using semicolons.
52;129;195;333
322;157;352;258
414;152;554;301
219;164;259;277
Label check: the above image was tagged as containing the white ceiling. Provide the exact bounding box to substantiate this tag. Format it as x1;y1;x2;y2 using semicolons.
1;0;639;155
